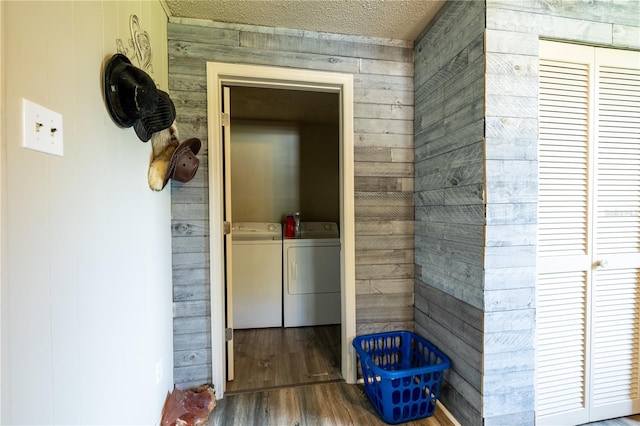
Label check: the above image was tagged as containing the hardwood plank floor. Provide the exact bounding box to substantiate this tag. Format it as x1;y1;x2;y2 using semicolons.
219;326;640;425
216;326;453;425
209;381;454;426
583;415;640;425
226;325;342;394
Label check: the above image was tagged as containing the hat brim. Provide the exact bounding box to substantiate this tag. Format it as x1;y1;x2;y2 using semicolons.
134;91;176;142
103;54;137;128
163;138;202;188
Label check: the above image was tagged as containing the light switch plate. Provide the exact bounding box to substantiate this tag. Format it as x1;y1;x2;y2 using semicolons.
22;98;64;156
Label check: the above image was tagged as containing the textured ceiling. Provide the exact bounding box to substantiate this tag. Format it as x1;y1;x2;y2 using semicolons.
164;0;446;41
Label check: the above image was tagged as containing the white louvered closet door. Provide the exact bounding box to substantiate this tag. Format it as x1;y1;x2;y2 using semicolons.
537;40;640;425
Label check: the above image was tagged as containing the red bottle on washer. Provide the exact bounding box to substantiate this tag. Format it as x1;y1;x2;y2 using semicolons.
284;212;295;238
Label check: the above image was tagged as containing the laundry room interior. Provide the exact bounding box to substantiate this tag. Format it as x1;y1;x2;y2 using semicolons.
226;86;343;393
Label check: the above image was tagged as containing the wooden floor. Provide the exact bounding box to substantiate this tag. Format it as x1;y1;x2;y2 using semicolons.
225;325;342;394
584;415;640;425
215;326;639;425
213;325;453;425
209;381;454;425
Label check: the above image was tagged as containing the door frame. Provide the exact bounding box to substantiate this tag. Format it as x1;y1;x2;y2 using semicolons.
206;62;357;399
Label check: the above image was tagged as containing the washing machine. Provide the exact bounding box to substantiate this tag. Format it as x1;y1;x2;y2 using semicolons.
231;222;282;329
283;222;341;327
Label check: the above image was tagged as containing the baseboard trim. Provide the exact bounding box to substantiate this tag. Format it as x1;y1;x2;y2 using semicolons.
437;400;461;426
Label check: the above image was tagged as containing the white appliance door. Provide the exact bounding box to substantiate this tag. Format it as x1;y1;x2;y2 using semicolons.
223;86;234;381
233;242;283;328
287;245;341;295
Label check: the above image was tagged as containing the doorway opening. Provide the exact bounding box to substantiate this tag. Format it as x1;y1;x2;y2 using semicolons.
206;63;356;399
227;86;341;394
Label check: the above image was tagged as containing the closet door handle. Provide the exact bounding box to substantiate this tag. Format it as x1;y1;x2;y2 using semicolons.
595;259;608;269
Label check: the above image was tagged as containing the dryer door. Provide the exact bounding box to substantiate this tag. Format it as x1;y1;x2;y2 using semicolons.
287;245;340;295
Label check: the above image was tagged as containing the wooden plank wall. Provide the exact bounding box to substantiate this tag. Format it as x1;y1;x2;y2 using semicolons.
482;1;640;424
413;2;486;425
168;19;415;389
416;0;640;424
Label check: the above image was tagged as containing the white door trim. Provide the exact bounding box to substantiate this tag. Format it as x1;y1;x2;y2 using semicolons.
206;62;357;399
0;0;4;419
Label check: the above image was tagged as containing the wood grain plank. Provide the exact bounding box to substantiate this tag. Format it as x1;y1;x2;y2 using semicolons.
172;236;208;254
239;30;413;62
354;146;392;162
357;306;414;323
173;316;210;335
355;249;414;265
355;234;413;250
357;321;414;335
172;252;210;270
354;176;403;192
415;120;484;161
355;132;413;148
355;205;414;221
172;220;208;237
355;87;413;106
415;142;484;176
485;29;538;55
354;102;414;120
169;40;361;73
168;22;240;45
173;283;210;302
356;278;414;295
225;326;341;394
613;23;640;49
414;1;485;88
173;300;210;317
168;72;207;91
355;117;413;135
174;332;210;351
210;381;456;426
488;0;640;27
356;263;413;280
360;58;413;76
486;7;613;45
172;203;209;221
174;364;211;387
355;161;414;177
355;191;413;206
174;348;212;368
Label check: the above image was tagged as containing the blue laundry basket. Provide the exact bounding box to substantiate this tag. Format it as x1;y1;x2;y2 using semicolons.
352;331;451;424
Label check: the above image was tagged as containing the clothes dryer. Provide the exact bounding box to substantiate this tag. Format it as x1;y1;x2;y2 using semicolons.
283;222;341;327
231;222;282;329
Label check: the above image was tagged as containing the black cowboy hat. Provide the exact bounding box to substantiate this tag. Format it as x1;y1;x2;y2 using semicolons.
134;90;176;142
103;53;158;128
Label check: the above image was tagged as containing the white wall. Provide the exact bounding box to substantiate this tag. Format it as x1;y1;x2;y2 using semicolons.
231;121;301;222
1;1;173;424
231;120;340;223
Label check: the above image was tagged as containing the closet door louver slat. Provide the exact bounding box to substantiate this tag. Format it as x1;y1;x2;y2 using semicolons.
538;41;640;424
537;57;591;423
538;60;590;258
591;62;640;415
